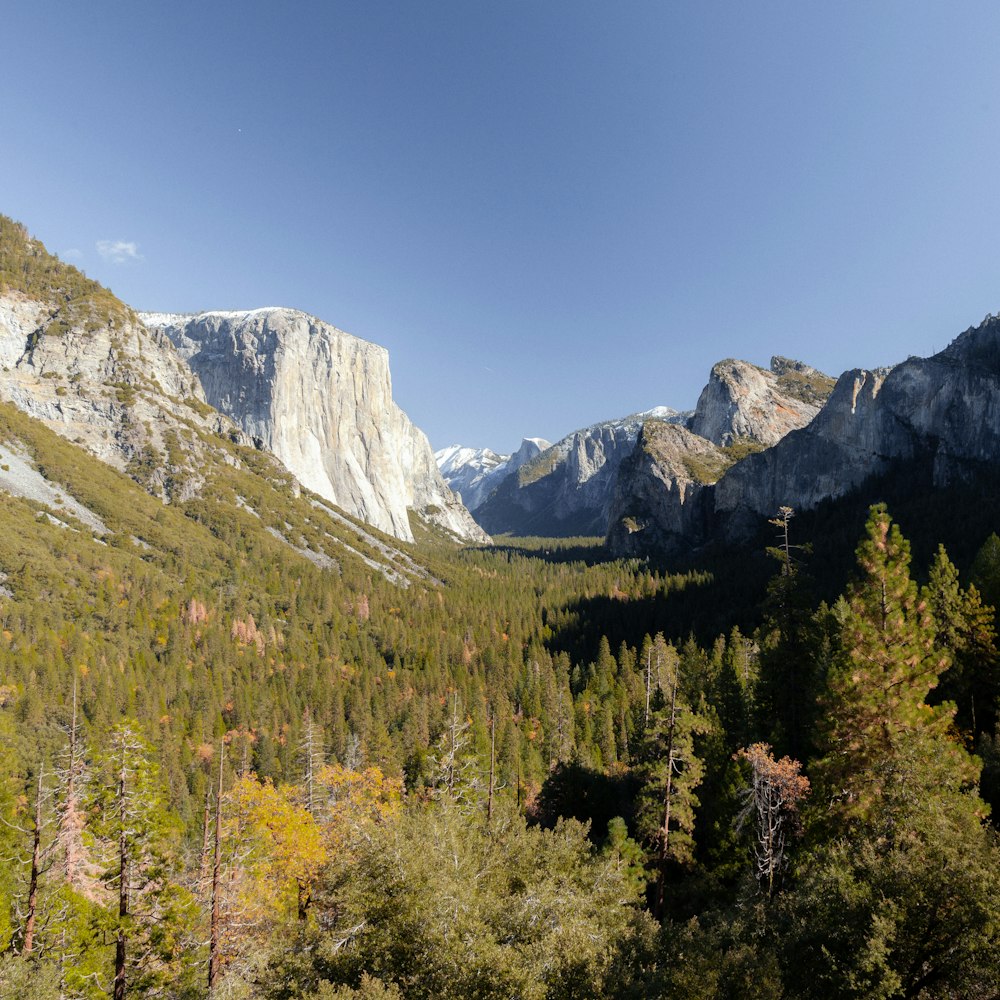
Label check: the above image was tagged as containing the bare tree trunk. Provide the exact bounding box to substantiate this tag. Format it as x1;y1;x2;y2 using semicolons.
516;751;522;811
300;709;320;816
114;746;128;1000
487;711;495;826
448;692;458;794
644;648;652;729
654;678;678;921
199;779;212;886
62;678;85;889
22;766;43;955
208;741;225;992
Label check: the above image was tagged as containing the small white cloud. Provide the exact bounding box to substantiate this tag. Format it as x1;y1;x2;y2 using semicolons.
96;239;144;264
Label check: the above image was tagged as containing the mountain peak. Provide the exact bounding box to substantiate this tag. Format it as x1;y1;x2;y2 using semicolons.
689;355;833;446
146;309;485;544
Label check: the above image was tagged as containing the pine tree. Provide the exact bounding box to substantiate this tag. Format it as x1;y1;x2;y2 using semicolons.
637;661;707;919
812;505;979;831
923;544;999;739
971;531;1000;619
756;507;821;761
90;723;198;999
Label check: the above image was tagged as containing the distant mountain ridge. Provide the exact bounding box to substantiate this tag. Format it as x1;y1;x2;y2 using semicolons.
467;407;688;537
607;315;1000;557
435;437;550;512
449;355;832;538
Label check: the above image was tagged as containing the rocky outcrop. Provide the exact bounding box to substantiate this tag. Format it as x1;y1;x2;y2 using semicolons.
436;437;550;512
688;357;834;446
606;357;833;557
609;314;1000;558
142;309;488;544
0;291;237;500
474;408;686;537
709;316;1000;542
605;421;727;557
482;355;835;541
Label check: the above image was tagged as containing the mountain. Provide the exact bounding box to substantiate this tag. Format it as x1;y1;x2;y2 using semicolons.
606;356;835;555
474;356;833;539
689;356;835;446
435;437;550;512
711;316;1000;541
0;218;244;502
140;309;488;545
0;215;485;545
608;315;1000;557
473;407;686;537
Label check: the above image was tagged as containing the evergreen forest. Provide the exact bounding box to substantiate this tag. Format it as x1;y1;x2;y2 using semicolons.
1;361;1000;996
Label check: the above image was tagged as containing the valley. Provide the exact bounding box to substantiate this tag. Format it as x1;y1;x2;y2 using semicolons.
1;214;999;998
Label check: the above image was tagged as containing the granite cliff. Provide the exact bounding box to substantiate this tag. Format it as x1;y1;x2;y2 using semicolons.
689;356;834;446
606;357;834;556
608;315;1000;557
710;316;1000;542
605;421;728;555
142;308;488;544
0;218;240;500
473;408;685;537
478;355;832;540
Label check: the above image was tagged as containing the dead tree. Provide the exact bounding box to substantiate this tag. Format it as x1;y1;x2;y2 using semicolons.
735;742;810;897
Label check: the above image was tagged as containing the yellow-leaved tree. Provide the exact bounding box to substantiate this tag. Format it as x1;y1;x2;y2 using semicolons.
315;763;403;855
232;774;326;921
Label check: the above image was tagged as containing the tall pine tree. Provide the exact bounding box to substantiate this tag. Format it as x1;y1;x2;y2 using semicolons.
812;505;979;831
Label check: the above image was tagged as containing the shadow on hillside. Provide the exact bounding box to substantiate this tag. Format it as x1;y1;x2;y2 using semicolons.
528;760;641;843
472;536;616;567
476;457;1000;666
544;558;770;665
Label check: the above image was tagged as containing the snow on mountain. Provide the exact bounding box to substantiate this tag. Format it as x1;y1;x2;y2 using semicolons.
436;437;551;512
142;307;489;544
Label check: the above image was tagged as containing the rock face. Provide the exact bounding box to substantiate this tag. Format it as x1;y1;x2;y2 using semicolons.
688;357;835;446
142;309;488;544
0;291;235;499
605;421;727;556
709;316;1000;542
609;315;1000;557
473;355;834;541
606;357;834;556
474;408;686;537
436;437;550;512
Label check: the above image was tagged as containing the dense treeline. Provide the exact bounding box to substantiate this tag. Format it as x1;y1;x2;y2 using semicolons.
1;397;1000;994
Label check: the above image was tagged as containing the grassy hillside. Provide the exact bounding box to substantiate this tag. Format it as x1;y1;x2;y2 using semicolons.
0;215;131;335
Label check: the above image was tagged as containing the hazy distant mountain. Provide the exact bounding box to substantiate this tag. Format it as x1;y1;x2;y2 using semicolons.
472;407;688;537
471;354;834;539
435;437;551;512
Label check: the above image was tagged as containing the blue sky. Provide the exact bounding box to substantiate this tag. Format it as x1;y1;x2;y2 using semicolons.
4;3;1000;454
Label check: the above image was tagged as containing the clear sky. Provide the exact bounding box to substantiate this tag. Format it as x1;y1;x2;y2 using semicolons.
4;2;1000;454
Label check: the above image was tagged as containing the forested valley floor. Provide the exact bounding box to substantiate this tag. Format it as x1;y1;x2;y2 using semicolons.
1;402;999;998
